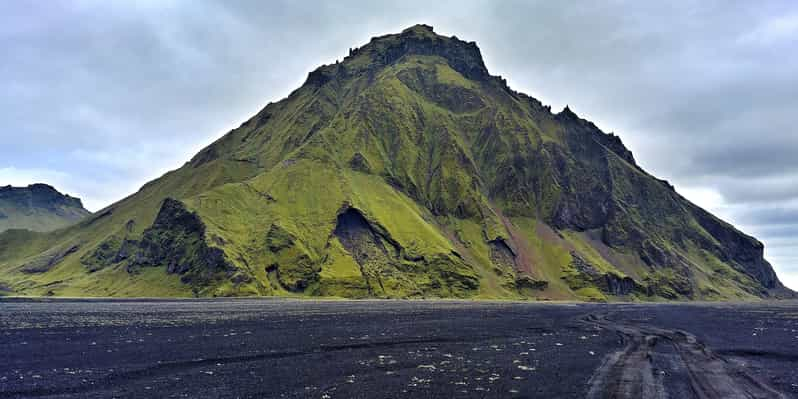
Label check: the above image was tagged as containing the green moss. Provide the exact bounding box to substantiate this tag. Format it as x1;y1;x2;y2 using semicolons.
443;217;514;298
318;237;370;297
435;63;475;89
574;287;608;302
0;25;781;301
561;231;626;277
508;217;574;299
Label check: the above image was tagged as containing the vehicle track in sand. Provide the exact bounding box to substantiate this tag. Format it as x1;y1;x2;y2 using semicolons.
583;313;787;399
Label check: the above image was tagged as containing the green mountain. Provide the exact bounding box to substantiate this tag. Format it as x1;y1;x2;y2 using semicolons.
0;25;791;300
0;184;90;233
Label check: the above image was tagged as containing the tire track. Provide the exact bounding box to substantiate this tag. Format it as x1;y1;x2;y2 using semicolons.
583;313;787;399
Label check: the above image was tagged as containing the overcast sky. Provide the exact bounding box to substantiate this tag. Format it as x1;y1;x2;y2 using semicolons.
2;0;796;289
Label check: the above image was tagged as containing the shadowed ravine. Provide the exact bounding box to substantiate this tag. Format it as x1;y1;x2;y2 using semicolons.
584;313;787;399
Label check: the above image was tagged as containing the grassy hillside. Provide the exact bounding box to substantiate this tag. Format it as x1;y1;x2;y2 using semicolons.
0;25;790;300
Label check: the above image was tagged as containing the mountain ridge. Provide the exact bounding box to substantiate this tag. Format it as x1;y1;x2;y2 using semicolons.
0;24;790;300
0;184;90;233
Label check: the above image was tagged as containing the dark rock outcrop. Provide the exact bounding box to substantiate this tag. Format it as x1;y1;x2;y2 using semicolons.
366;24;488;82
598;273;637;296
488;238;517;270
20;244;80;274
396;67;485;112
349;152;372;173
81;234;138;273
334;208;398;294
333;207;479;296
567;252;640;296
686;202;781;289
515;275;549;291
132;198;233;285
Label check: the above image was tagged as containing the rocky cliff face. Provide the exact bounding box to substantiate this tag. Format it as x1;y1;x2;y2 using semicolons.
0;184;90;233
0;25;790;300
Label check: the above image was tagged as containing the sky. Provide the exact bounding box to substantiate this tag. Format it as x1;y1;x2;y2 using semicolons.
1;1;797;289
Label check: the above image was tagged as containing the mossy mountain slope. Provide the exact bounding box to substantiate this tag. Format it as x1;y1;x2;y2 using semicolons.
0;25;790;300
0;184;90;233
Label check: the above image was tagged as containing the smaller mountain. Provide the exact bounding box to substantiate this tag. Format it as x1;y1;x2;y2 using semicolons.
0;184;91;233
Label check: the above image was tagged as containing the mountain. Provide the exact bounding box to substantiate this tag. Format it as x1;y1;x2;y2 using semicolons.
0;184;90;233
0;25;791;300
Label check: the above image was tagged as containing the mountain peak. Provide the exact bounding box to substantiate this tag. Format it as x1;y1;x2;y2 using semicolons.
400;23;436;36
305;25;491;88
366;24;488;80
557;105;580;120
26;183;56;190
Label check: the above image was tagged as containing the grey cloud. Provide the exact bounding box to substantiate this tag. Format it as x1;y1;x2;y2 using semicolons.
714;176;798;205
749;224;798;240
734;206;798;227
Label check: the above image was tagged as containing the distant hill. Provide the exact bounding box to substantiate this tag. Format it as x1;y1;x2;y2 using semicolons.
0;25;791;300
0;184;90;233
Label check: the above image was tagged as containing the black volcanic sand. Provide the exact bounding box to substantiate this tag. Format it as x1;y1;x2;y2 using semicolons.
1;300;797;398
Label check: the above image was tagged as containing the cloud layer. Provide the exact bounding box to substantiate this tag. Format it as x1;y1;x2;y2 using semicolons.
2;1;796;288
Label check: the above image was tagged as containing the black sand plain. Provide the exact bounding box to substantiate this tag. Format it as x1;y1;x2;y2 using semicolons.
1;299;797;398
